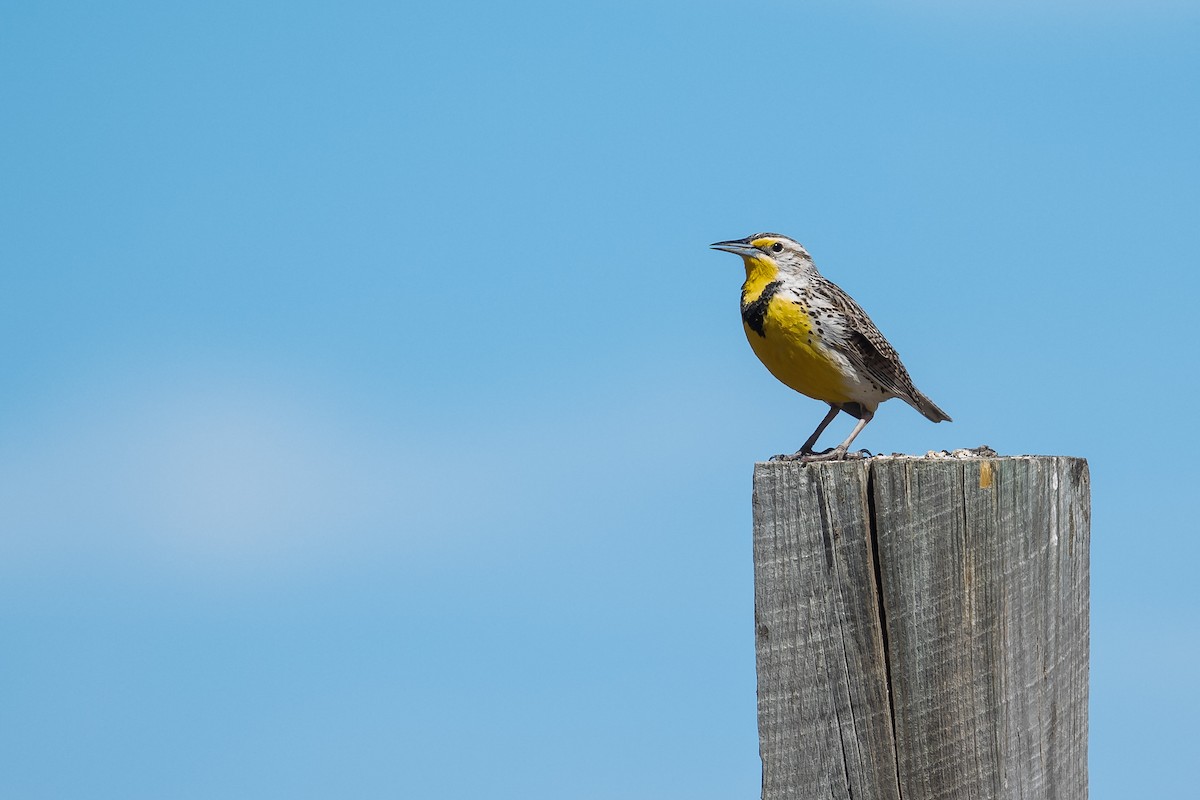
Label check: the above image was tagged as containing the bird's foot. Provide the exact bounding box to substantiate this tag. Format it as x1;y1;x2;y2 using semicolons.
770;446;823;462
799;447;851;462
769;448;839;462
770;447;874;463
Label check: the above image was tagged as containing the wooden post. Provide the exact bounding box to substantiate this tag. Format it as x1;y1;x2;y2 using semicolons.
752;456;1089;800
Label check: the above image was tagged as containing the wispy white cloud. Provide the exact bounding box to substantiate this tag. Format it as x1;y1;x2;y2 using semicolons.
0;374;442;577
0;359;738;581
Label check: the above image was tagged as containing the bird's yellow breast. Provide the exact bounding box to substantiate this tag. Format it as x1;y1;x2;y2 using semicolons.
741;260;854;405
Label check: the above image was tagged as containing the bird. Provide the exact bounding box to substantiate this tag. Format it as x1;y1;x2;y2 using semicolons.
711;233;950;461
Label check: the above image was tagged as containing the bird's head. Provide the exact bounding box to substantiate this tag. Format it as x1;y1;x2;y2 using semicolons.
710;233;814;276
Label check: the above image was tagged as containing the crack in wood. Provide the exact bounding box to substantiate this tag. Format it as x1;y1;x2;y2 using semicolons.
866;463;904;800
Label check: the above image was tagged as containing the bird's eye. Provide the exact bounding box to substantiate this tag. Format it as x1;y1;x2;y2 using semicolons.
771;242;784;253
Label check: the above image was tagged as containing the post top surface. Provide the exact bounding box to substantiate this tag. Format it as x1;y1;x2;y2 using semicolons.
754;449;1087;468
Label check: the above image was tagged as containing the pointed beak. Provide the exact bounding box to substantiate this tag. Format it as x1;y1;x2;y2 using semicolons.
710;238;758;257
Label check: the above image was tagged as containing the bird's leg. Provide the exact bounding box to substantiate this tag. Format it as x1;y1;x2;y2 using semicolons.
772;405;840;461
801;410;874;462
799;405;841;454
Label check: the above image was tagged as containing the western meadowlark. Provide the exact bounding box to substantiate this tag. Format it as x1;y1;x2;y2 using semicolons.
711;233;950;461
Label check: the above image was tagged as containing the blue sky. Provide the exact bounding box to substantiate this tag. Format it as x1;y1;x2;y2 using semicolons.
2;2;1198;797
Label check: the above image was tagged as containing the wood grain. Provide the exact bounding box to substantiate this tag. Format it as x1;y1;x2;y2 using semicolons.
752;456;1088;800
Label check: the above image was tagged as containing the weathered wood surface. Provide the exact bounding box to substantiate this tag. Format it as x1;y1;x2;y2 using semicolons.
752;456;1089;800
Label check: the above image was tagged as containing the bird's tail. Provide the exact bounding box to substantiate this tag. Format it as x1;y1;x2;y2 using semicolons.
905;389;952;423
